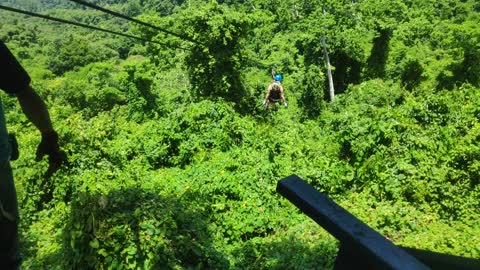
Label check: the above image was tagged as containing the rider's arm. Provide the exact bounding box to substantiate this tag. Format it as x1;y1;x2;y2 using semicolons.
264;85;272;101
280;86;288;108
15;85;55;134
16;85;66;176
279;86;286;103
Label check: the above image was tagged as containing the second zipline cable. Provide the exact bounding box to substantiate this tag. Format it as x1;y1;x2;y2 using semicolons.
67;0;203;46
0;5;189;50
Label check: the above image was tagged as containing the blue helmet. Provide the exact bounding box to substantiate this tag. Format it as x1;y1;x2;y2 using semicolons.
274;74;283;82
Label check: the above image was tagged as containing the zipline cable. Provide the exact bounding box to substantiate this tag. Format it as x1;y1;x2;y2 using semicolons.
0;5;189;50
67;0;203;46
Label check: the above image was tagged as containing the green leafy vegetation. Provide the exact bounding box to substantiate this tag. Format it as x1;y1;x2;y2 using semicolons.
0;0;479;269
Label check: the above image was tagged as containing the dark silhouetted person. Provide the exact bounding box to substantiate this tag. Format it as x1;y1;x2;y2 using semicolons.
0;40;66;270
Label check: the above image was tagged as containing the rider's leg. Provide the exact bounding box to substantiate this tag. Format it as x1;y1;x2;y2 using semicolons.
0;98;21;270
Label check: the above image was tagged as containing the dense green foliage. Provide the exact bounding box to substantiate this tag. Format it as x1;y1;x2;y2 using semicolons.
0;0;479;269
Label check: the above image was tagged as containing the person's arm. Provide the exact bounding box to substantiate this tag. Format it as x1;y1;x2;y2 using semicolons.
16;85;54;134
279;86;287;107
279;86;286;102
16;85;66;176
265;84;272;100
263;85;272;107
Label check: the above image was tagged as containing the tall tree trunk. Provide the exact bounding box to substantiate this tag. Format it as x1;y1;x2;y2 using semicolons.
321;35;335;101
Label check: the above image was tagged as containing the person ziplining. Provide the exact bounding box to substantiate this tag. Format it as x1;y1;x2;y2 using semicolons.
262;73;288;109
0;40;67;270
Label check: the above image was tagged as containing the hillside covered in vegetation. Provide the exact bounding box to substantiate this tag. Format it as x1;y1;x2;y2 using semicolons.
1;0;479;268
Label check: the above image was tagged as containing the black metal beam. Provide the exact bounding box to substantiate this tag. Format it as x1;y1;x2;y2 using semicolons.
402;247;480;270
277;174;430;270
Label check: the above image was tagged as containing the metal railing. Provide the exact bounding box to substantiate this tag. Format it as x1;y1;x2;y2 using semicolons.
276;174;480;270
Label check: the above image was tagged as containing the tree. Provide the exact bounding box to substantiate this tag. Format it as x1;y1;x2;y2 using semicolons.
47;36;117;75
321;10;335;101
299;64;325;118
360;0;408;79
298;0;371;97
178;2;255;107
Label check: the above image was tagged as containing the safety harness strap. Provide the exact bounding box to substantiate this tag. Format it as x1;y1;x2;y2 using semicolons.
0;200;16;222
